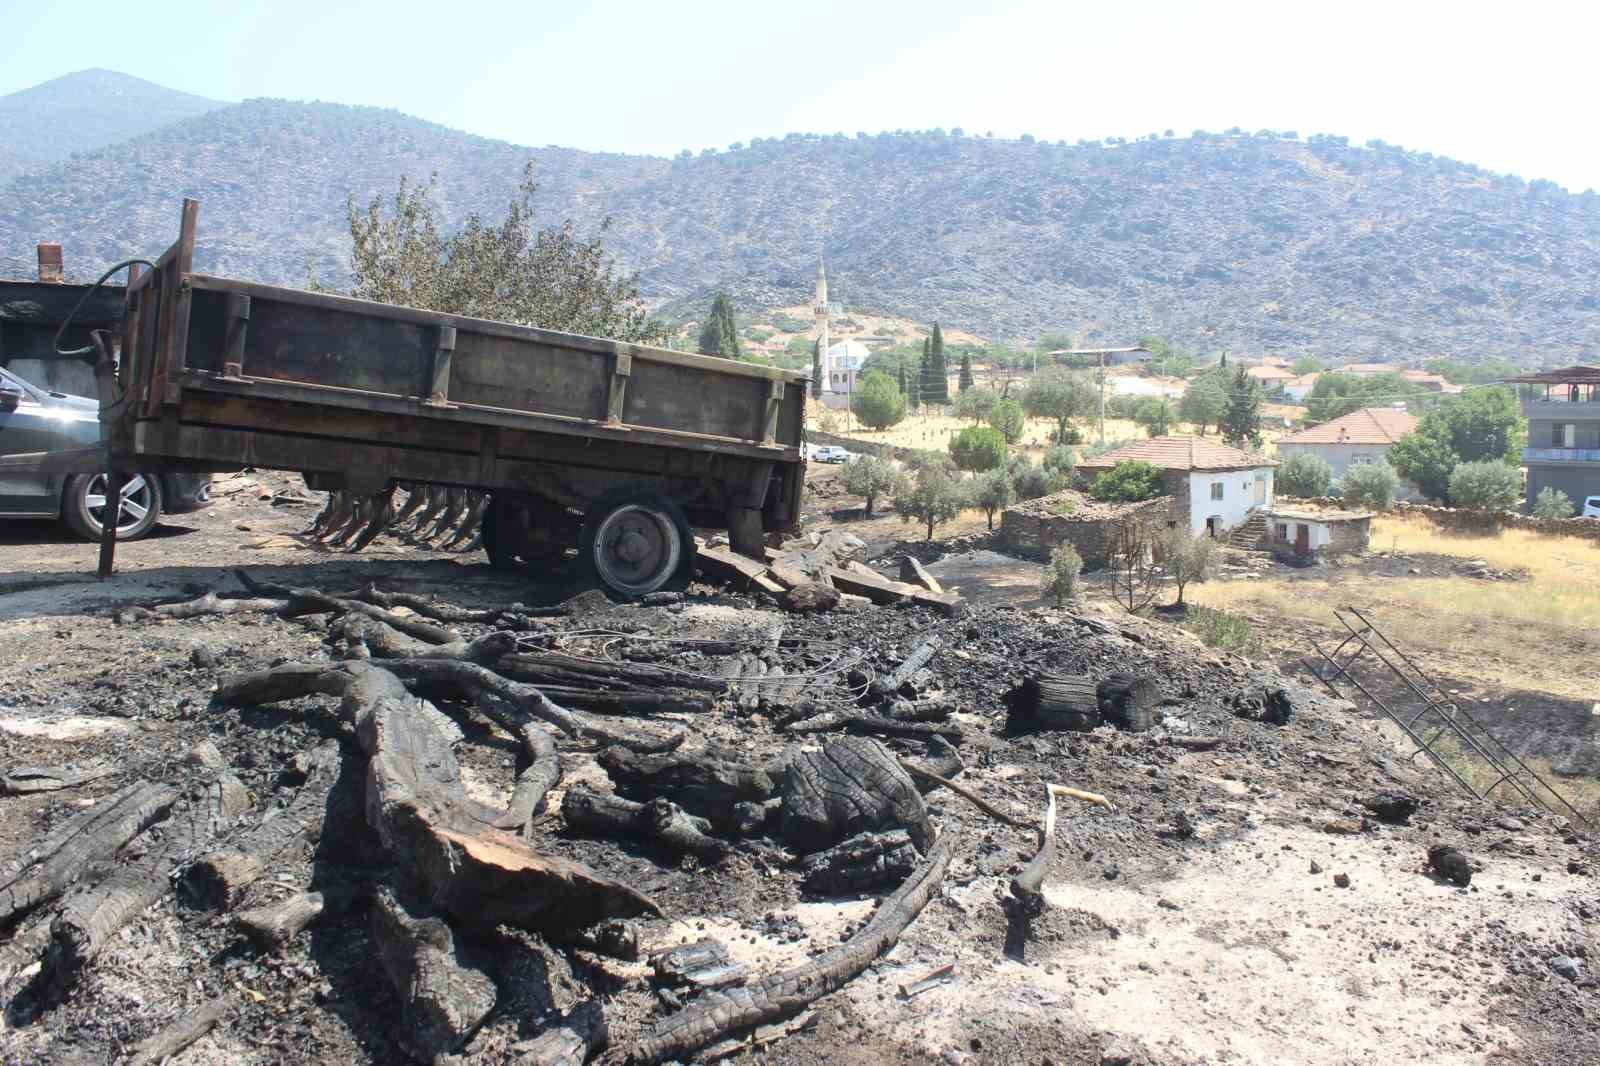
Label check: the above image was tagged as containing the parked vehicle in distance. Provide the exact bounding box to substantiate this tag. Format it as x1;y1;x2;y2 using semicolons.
1583;496;1600;519
811;445;853;464
0;365;212;539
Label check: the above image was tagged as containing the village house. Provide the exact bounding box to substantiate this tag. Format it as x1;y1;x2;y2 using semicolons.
1260;505;1374;558
1282;372;1321;403
1331;362;1402;377
1505;364;1600;512
1245;364;1297;388
1074;436;1276;538
1275;406;1422;498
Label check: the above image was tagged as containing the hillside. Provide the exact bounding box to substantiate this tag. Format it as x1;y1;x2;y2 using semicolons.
3;84;1599;358
0;69;222;186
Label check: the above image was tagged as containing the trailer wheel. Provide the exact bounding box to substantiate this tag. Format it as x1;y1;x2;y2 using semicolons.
581;491;692;599
482;495;572;572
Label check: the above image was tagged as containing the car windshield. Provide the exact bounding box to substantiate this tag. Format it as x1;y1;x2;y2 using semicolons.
2;357;94;397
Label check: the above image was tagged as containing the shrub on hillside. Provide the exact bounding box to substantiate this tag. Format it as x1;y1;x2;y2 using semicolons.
1531;486;1575;519
972;469;1015;529
988;398;1026;444
1277;452;1334;498
949;426;1007;472
896;464;967;540
840;455;907;517
1089;460;1163;502
1448;460;1523;512
1340;461;1398;511
1041;544;1084;605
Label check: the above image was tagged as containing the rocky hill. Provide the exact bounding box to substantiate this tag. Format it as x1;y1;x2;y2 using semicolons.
0;69;222;186
3;79;1599;359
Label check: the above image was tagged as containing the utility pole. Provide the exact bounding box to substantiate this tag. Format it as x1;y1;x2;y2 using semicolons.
1096;352;1107;444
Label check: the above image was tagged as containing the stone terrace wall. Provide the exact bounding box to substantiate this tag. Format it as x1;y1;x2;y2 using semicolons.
1285;496;1600;542
999;492;1173;566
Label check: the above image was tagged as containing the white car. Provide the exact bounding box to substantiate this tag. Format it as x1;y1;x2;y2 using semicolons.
810;445;853;464
1582;495;1600;519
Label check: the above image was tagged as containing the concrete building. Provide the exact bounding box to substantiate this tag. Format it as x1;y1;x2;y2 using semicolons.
1262;506;1373;558
1275;406;1421;497
1282;373;1321;403
1246;364;1297;387
1506;365;1600;511
1074;436;1276;537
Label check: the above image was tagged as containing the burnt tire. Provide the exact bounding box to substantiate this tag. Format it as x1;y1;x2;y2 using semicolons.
580;490;694;600
62;473;163;542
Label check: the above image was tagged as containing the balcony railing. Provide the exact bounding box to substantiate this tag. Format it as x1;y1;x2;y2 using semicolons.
1522;398;1600;418
1524;447;1600;463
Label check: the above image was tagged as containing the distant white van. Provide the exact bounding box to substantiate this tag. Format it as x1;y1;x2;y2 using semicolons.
1583;495;1600;519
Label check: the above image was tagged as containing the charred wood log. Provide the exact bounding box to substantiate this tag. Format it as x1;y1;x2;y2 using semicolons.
560;787;726;860
233;571;459;644
1003;673;1161;734
112;592;286;624
624;829;955;1065
327;615;517;664
652;938;744;989
125;996;230;1066
898;762;1029;830
512;999;608;1066
872;638;941;698
179;740;342;911
530;686;714;717
376;659;686;754
371;888;497;1063
217;661;662;934
342;583;507;625
902;736;964;791
799;830;920;896
496;651;729;695
0;780;177;926
0;763;116;796
886;694;952;723
0;916;51;998
232;886;367;953
781;712;964;741
780;738;932;854
497;719;561;837
40;772;252;998
597;746;775;832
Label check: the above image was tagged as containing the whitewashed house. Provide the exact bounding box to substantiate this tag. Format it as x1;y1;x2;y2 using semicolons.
1075;436;1276;537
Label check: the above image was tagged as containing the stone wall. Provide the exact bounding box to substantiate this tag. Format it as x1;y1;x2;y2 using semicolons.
1326;516;1372;553
999;492;1174;567
1285;496;1600;542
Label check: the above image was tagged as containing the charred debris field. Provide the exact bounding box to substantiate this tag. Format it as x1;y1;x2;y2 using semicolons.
0;529;1596;1065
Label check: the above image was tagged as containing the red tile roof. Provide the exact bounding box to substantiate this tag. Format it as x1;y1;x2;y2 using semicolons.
1076;435;1275;472
1278;407;1419;446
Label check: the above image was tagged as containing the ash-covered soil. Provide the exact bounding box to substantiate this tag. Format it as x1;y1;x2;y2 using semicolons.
1;484;1596;1066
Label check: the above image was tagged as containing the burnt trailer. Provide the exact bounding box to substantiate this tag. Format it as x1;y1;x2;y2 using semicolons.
96;199;808;596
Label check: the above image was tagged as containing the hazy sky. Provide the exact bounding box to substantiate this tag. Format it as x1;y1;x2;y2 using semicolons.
3;0;1595;189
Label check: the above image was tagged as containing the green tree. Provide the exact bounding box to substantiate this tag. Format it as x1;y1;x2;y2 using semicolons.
954;387;999;424
1304;373;1422;421
925;323;950;404
1009;455;1055;500
1158;525;1219;607
1179;376;1227;434
1221;366;1262;446
1134;397;1175;437
949;426;1007;472
697;292;740;358
958;350;975;392
1277;452;1334;497
972;468;1015;529
1341;461;1399;511
1435;387;1525;464
1041;444;1077;484
989;398;1026;443
810;339;822;399
1292;356;1326;375
1023;369;1097;443
841;455;907;517
1448;460;1522;512
850;370;906;430
1041;544;1084;605
1387;432;1453;501
345;164;658;341
1532;486;1575;519
897;464;966;540
1089;460;1164;502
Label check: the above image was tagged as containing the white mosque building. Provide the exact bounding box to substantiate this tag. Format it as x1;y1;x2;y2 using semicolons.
813;260;867;407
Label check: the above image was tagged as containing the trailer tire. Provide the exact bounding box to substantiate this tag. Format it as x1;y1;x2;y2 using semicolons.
580;491;693;600
483;494;574;572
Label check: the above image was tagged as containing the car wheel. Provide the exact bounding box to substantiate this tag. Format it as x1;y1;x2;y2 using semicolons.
63;473;164;541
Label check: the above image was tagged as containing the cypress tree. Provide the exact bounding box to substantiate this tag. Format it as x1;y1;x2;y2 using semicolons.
958;350;975;392
929;323;949;404
906;355;920;411
697;292;741;359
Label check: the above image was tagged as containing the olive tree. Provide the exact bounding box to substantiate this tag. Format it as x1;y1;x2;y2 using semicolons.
841;455;907;517
345;164;659;342
1022;370;1097;443
949;426;1007;472
1340;461;1399;511
1158;525;1219;607
972;469;1015;529
988;398;1027;444
1448;460;1522;512
1532;486;1575;519
897;465;967;541
1040;543;1084;605
1277;452;1334;498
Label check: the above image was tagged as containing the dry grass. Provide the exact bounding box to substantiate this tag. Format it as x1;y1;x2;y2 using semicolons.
1188;514;1600;702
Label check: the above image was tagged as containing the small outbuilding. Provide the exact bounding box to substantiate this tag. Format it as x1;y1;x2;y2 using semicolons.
1259;506;1373;558
999;491;1172;567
